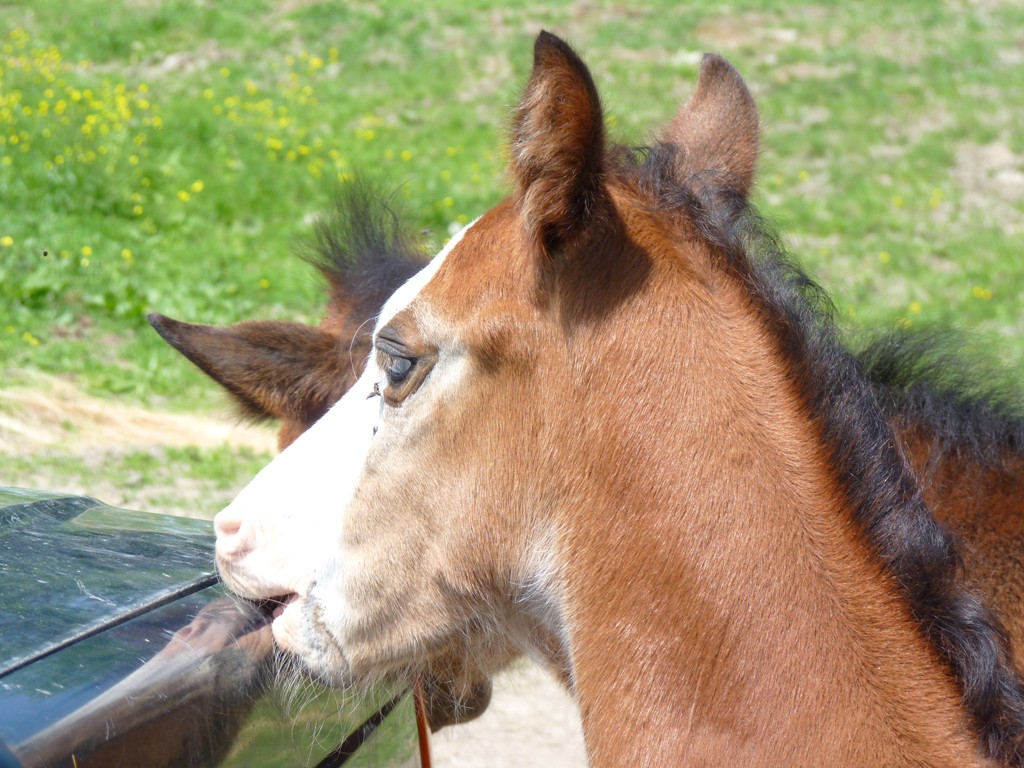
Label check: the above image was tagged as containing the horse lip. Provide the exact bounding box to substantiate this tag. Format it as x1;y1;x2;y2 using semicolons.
270;593;300;619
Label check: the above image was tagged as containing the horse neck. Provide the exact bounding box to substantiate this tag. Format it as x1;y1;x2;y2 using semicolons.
904;426;1024;658
540;286;985;767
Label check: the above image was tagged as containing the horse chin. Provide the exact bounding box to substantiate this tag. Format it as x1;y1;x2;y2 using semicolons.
270;594;351;687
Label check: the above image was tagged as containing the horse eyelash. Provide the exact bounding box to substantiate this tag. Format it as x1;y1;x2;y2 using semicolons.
367;381;382;400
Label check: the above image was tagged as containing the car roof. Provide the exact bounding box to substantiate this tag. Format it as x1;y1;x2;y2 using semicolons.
0;487;216;677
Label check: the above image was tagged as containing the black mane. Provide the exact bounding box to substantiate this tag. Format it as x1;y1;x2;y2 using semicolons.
302;179;427;327
626;142;1024;764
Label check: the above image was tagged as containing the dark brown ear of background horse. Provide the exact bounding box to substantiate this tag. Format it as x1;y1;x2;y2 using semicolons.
148;313;362;450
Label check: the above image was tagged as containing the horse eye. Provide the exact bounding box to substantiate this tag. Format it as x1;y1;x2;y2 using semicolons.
386;356;415;386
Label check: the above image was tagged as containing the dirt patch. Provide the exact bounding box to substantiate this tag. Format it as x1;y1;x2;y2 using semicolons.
953;141;1024;235
0;373;276;455
431;662;585;768
0;373;276;518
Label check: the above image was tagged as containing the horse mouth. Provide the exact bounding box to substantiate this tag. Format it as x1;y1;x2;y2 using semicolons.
265;593;300;620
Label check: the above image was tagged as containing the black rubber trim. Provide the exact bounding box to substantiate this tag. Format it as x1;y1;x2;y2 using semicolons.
313;692;406;767
0;574;220;679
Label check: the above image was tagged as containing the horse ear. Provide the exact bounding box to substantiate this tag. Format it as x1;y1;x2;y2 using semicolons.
665;54;759;198
510;31;607;256
147;313;362;426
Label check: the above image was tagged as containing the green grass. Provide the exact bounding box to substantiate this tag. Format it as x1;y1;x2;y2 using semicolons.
0;444;272;518
2;1;1022;474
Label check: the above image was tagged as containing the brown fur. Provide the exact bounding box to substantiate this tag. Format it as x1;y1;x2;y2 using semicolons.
907;434;1024;645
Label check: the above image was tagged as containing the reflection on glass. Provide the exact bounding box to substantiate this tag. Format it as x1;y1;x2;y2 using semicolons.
9;594;414;768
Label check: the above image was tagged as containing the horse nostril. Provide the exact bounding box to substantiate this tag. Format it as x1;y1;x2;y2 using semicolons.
214;509;242;538
214;508;251;559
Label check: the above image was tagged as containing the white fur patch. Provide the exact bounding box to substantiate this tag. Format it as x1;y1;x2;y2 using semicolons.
214;218;479;604
376;218;477;329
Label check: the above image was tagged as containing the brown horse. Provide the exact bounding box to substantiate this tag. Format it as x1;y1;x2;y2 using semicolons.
161;34;1024;765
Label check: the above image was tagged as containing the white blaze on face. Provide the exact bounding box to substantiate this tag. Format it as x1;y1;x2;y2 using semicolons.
213;220;477;607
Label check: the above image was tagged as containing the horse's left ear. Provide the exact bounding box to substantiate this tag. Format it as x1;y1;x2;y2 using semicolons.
510;31;608;256
665;54;759;198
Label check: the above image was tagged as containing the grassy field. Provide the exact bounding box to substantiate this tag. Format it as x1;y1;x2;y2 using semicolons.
2;1;1022;504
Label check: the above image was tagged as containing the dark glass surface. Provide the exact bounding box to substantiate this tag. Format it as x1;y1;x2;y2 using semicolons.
0;488;216;675
0;489;416;768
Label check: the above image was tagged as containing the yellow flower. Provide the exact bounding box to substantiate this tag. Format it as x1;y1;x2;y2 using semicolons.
81;245;92;256
908;301;922;314
22;331;40;347
972;286;993;301
891;195;904;209
190;179;204;193
0;235;12;247
400;149;413;161
80;257;90;267
178;190;190;202
878;251;891;264
258;278;270;289
121;249;132;261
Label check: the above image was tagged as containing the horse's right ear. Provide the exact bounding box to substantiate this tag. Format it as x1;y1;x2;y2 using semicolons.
147;314;362;427
665;54;759;198
510;31;608;257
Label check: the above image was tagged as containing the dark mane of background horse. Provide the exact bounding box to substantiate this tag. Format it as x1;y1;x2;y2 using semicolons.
300;180;427;344
623;140;1024;761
